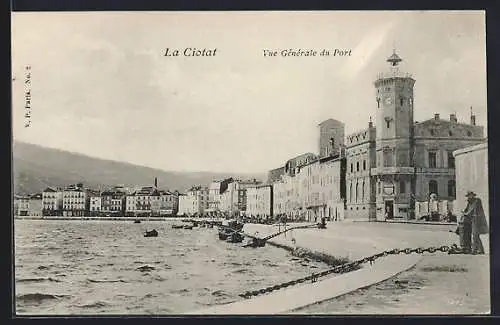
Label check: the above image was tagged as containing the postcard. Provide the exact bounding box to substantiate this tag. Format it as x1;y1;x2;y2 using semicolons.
11;10;489;315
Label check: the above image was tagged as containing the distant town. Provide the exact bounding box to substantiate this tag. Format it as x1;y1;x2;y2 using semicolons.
13;51;488;223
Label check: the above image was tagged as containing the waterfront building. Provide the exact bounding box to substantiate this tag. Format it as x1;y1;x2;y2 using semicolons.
177;193;190;216
207;180;223;214
151;189;177;216
134;186;155;216
42;187;63;216
345;119;377;220
272;172;301;220
28;193;43;216
101;187;126;216
296;150;346;222
62;183;88;217
453;141;488;221
179;185;209;216
246;184;273;218
219;179;262;216
89;192;102;216
318;119;345;158
14;194;30;216
371;51;486;220
125;193;138;216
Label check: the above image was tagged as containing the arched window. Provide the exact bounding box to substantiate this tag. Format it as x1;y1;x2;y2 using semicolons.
429;180;438;196
363;160;366;170
356;162;360;172
448;180;456;198
349;183;353;203
355;182;359;203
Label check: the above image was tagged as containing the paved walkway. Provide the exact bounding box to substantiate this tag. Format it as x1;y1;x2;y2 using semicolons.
191;255;420;315
189;221;462;314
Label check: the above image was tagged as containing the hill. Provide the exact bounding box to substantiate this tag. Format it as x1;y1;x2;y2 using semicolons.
12;141;266;195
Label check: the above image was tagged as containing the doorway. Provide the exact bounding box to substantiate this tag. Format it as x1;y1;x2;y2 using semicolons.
384;200;394;219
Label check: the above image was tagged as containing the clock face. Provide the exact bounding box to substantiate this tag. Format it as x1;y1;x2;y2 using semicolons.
385;96;393;105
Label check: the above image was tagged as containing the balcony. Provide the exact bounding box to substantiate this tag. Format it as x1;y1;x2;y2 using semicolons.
414;167;455;175
371;167;415;175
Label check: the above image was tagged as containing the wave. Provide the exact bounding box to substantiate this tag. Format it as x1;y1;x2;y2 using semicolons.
137;265;155;272
17;277;62;283
86;279;127;283
17;293;69;304
211;289;229;297
76;301;111;309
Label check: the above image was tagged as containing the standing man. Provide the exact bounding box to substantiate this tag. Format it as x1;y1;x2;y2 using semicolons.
461;191;489;254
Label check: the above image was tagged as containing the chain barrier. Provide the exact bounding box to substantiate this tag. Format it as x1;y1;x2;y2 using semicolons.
238;244;458;299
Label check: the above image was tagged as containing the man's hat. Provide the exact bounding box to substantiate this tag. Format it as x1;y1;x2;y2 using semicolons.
465;190;476;197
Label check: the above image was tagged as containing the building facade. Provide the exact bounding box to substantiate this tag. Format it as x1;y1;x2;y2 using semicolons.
371;51;486;220
42;187;63;216
246;184;273;217
29;193;43;216
14;195;30;216
453;141;488;221
89;193;102;216
345;120;377;220
62;183;88;217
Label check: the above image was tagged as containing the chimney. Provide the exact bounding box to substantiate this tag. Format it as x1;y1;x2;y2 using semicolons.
450;114;457;123
471;114;476;126
434;113;440;120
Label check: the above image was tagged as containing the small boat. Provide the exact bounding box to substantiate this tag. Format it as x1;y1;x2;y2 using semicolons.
218;228;231;240
243;237;266;248
144;229;158;237
172;224;184;229
134;219;141;224
226;232;244;243
183;225;194;230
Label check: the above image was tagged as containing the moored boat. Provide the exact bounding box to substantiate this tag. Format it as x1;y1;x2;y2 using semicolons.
226;232;244;243
183;225;194;230
172;224;184;229
144;229;158;237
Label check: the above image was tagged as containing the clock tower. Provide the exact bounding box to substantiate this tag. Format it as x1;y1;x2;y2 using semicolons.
373;50;416;220
375;50;415;142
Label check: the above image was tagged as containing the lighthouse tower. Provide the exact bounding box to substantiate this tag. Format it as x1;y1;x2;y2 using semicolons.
373;50;416;220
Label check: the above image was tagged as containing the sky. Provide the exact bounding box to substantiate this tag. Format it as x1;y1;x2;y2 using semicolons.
11;11;487;174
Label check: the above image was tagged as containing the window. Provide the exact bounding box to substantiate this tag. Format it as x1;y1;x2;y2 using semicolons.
428;151;437;168
400;97;404;106
448;152;455;168
356;162;360;172
386;120;391;129
377;98;380;108
363;160;366;170
400;180;406;194
350;163;353;173
349;183;353;203
429;180;438;196
383;149;394;167
448;180;456;198
355;183;359;203
467;130;472;137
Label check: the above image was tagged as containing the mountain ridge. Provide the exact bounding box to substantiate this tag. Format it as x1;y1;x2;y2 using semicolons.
12;141;267;195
